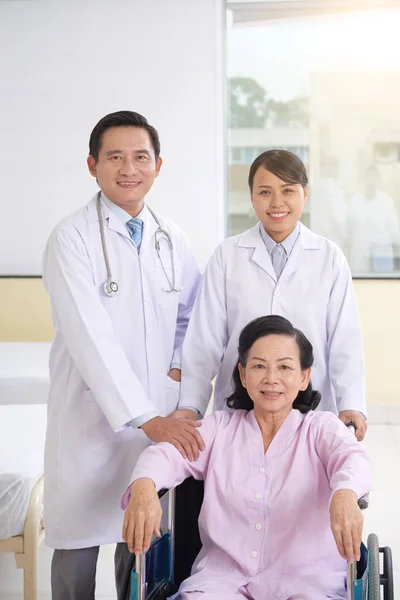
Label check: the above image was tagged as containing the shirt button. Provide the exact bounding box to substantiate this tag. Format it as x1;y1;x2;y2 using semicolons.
259;467;265;474
251;551;258;558
255;523;262;530
254;492;261;499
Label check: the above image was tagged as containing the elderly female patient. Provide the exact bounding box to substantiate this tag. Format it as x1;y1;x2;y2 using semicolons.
121;315;372;600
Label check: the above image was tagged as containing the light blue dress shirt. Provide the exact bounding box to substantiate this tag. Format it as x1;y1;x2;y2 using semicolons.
259;222;300;278
101;194;196;427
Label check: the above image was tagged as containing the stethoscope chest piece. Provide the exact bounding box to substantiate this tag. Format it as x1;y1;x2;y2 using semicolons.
104;280;118;297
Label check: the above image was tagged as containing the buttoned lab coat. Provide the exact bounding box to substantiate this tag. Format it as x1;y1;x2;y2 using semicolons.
123;409;372;599
42;195;200;549
179;223;366;416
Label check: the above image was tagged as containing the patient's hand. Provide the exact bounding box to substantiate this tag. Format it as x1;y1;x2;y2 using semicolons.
330;489;363;562
122;478;162;555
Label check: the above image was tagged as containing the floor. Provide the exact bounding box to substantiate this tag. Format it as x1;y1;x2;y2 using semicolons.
0;409;398;599
362;421;400;593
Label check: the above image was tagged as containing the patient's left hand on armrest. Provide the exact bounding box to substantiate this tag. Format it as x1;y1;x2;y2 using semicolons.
122;478;162;556
330;489;363;563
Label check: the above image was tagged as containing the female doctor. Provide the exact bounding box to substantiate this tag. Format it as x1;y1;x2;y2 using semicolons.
176;150;367;439
42;111;202;600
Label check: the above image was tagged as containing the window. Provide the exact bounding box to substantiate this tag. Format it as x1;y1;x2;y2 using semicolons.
227;1;400;277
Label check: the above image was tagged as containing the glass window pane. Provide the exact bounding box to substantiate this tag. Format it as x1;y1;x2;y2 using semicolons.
227;5;400;278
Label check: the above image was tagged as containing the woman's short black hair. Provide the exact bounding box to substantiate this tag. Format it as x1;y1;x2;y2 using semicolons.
226;315;321;414
248;149;308;191
89;110;160;162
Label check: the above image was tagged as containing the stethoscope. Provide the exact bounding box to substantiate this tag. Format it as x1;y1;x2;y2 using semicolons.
96;192;181;297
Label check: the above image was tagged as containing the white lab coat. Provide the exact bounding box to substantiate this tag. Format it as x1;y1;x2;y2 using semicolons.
42;195;200;549
310;177;348;248
180;222;366;417
348;189;400;273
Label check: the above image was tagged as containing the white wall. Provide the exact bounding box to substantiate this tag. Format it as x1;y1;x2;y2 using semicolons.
0;0;225;597
0;0;225;276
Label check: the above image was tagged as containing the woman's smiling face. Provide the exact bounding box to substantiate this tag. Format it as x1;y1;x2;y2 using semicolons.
251;167;308;243
238;334;311;418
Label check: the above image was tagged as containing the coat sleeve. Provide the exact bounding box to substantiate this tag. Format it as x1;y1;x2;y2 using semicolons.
179;246;229;416
313;412;372;503
326;248;366;415
121;412;224;508
43;227;155;431
170;241;201;367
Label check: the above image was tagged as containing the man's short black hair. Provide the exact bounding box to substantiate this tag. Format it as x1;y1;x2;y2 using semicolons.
89;111;161;161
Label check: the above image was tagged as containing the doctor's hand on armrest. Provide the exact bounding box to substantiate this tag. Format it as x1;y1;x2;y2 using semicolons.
330;489;363;563
338;411;367;441
122;478;162;555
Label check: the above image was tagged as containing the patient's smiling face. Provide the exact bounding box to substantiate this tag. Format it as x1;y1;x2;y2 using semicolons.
238;334;311;419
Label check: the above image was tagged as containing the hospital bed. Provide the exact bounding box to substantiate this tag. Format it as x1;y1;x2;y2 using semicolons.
0;342;50;600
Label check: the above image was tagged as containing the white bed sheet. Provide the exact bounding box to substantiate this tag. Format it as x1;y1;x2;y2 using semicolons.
0;404;47;538
0;342;51;405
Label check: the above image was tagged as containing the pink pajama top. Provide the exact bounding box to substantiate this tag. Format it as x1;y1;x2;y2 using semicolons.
122;409;372;600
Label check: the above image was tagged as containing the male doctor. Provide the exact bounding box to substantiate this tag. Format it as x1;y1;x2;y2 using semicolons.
42;111;202;599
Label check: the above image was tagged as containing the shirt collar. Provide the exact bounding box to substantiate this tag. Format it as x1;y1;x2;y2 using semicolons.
101;192;145;224
259;221;300;257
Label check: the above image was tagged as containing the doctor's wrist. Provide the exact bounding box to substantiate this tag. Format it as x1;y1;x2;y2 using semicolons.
139;415;161;434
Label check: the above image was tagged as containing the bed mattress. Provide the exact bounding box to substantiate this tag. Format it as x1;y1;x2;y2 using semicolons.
0;404;47;538
0;342;51;405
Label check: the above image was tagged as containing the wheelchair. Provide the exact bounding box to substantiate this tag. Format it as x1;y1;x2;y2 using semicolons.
130;475;394;600
130;422;394;600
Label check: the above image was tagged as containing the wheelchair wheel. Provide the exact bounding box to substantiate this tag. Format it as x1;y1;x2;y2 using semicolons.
368;533;380;599
380;545;394;600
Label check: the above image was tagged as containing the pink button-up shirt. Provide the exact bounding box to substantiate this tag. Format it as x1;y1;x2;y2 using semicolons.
122;409;372;600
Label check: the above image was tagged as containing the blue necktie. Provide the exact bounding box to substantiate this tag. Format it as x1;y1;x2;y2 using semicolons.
126;218;143;253
271;243;287;279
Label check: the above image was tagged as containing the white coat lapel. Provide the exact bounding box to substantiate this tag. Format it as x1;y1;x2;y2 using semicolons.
140;205;159;249
237;225;277;282
278;223;322;284
87;195;131;239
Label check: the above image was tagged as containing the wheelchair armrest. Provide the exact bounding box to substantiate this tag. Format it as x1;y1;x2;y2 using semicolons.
358;494;369;510
158;488;170;500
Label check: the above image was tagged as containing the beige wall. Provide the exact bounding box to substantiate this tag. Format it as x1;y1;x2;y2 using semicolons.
355;280;400;405
1;278;399;405
0;278;53;342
